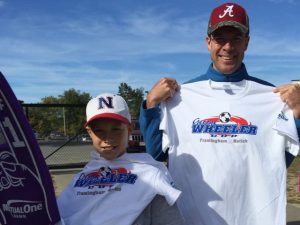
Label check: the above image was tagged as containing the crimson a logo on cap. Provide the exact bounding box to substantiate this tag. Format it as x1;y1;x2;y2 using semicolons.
219;4;235;18
98;96;114;109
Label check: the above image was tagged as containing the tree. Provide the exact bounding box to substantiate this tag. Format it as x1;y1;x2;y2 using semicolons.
28;89;91;137
59;89;91;136
118;83;144;119
28;84;144;138
28;96;62;137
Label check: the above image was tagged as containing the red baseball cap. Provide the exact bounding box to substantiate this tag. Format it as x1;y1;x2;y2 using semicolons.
207;3;249;35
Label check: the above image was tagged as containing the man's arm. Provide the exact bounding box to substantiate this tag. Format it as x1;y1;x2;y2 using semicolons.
139;101;168;161
139;78;180;161
285;120;300;168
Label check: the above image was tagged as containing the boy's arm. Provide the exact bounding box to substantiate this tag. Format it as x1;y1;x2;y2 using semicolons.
133;195;184;225
139;101;168;161
150;195;184;225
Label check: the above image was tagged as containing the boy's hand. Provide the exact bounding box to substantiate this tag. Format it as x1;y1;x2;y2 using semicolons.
146;77;180;109
273;83;300;118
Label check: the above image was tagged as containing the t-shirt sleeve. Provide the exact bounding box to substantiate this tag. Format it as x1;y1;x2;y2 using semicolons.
56;173;81;219
154;168;181;206
159;101;171;153
273;105;300;156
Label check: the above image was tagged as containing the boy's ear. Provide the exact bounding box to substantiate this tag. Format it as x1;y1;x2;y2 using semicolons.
128;123;133;134
86;126;92;135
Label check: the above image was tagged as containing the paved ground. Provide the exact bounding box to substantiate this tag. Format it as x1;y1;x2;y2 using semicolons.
40;140;145;167
287;205;300;224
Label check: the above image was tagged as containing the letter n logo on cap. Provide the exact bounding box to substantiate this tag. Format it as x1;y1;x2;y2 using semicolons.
99;96;113;109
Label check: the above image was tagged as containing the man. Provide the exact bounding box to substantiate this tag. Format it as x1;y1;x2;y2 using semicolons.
139;3;300;225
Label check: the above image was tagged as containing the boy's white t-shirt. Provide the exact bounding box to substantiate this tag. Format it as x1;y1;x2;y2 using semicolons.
160;80;299;225
57;152;181;225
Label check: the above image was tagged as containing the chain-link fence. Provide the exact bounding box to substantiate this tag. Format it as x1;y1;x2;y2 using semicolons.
22;103;88;168
21;103;145;169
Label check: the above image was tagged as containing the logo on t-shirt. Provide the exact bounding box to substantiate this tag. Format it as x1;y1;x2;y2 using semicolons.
74;167;138;189
277;111;288;121
192;112;258;137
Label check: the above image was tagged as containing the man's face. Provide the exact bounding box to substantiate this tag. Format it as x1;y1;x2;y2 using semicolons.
86;118;130;160
206;26;249;75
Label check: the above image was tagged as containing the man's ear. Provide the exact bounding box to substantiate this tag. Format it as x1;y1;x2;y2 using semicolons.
244;35;250;51
206;35;212;51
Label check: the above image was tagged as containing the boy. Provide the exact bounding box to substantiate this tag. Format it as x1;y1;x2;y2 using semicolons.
57;93;184;225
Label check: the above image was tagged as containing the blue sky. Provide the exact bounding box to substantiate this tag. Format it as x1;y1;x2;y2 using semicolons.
0;0;299;103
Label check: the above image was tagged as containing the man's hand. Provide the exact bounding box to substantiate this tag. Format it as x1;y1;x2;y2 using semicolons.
146;77;180;109
273;83;300;118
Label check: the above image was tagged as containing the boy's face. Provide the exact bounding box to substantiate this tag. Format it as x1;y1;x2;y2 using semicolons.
86;118;131;160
